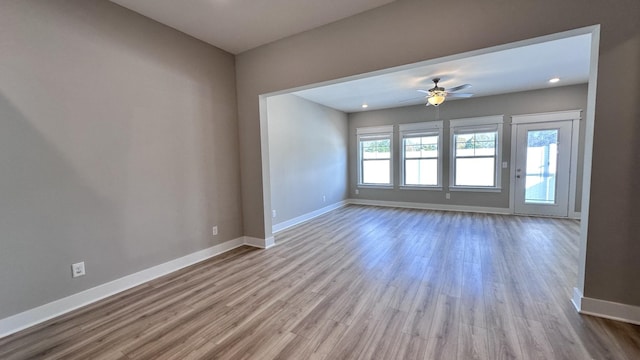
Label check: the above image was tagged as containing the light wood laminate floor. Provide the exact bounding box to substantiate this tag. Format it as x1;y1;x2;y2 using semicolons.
1;205;639;359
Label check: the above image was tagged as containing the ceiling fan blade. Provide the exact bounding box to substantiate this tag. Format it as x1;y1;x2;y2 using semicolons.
447;93;474;98
417;89;430;94
447;84;472;92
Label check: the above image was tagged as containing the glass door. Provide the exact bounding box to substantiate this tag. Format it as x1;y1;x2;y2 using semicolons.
514;121;572;217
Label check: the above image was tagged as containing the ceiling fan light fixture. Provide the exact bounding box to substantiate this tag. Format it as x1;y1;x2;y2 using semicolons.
427;92;446;106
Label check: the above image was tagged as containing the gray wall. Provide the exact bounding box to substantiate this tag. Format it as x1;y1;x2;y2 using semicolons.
348;85;588;212
267;94;348;227
1;0;638;322
0;0;241;318
236;0;640;306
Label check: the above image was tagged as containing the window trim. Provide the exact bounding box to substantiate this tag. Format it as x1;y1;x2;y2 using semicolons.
399;121;443;190
449;115;504;192
356;125;394;188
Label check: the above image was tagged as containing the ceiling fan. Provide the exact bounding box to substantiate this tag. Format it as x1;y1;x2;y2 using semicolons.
417;78;473;106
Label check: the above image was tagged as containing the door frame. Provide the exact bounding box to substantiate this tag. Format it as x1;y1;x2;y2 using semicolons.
513;120;572;217
509;110;582;219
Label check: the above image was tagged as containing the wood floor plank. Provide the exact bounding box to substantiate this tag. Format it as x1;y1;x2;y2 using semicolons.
512;316;556;360
401;281;439;340
606;320;640;360
424;294;460;359
393;333;430;360
324;310;379;360
484;282;524;359
460;260;486;329
1;205;639;359
295;319;348;358
535;301;592;360
357;308;408;360
457;325;489;360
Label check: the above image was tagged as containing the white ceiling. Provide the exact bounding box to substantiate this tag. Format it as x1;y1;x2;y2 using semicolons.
110;0;395;54
293;34;592;113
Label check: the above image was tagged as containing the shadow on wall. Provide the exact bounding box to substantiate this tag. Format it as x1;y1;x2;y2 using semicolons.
0;94;121;318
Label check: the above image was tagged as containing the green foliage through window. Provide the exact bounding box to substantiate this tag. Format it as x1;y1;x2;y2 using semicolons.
362;139;390;153
455;132;496;150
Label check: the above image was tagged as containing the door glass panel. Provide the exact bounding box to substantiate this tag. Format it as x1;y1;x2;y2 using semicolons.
525;129;558;204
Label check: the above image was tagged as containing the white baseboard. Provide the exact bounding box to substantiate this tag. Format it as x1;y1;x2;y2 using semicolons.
243;235;275;249
572;287;583;311
572;287;640;325
348;198;512;215
272;200;348;233
0;236;266;339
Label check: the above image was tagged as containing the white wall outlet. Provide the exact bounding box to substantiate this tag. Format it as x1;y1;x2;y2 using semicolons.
502;161;508;168
355;189;359;195
212;226;218;236
445;193;451;200
272;209;277;218
71;262;86;278
322;195;326;203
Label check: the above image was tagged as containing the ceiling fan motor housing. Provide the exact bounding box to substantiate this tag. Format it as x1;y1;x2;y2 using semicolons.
430;78;445;93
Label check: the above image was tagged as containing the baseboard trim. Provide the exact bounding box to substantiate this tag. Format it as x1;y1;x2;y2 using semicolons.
572;287;583;311
272;200;348;233
348;198;512;215
243;236;275;249
572;287;640;325
0;236;256;338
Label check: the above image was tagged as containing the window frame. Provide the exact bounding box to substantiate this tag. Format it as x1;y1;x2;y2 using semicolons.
449;115;504;192
356;125;394;188
399;121;443;190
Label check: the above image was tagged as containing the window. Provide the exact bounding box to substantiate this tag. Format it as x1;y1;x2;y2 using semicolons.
399;121;443;188
450;116;503;190
357;125;393;187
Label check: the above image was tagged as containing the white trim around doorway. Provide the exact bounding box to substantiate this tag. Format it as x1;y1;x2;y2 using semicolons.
509;110;582;219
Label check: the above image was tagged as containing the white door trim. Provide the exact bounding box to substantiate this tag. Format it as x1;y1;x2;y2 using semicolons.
509;110;582;218
568;117;581;219
511;110;582;124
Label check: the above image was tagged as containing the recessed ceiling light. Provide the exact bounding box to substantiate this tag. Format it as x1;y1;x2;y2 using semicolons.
361;104;368;109
549;77;560;83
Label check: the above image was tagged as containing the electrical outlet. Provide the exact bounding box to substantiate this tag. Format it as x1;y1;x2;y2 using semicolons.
322;195;326;203
272;209;277;218
212;226;218;236
445;193;451;200
71;262;85;278
502;161;508;168
355;189;359;195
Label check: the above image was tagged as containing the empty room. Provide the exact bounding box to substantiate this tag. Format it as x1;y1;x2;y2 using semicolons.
1;0;639;359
